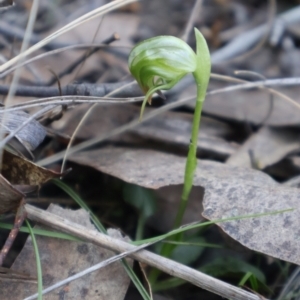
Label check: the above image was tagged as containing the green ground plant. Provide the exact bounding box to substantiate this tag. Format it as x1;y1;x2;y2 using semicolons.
128;28;211;284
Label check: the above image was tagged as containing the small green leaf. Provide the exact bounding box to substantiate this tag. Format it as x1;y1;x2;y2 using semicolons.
123;183;157;219
170;237;206;265
200;256;266;283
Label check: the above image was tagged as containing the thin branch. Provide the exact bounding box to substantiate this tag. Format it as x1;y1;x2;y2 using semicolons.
0;76;299;99
211;5;300;63
233;70;274;125
0;96;143;113
0;19;69;50
46;33;120;86
210;73;300;110
0;44;130;80
0;81;141;98
0;73;296;114
222;0;277;63
181;0;203;42
25;204;264;300
68;17;105;84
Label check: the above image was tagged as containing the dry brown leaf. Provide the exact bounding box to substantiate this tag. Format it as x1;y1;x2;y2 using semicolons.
0;151;63;265
52;103;138;140
53;103;237;158
0;110;46;152
226;127;300;169
1;150;62;186
69;146;276;189
30;8;137;84
133;111;237;159
0;204;132;300
69;147;300;265
148;185;204;232
182;82;300;126
53;12;139;47
0;173;24;214
202;183;299;265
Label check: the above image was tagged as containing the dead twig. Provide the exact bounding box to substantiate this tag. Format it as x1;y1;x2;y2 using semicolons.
25;204;265;300
0;95;143;113
0;43;129;80
211;5;300;63
181;0;203;42
0;81;140;98
46;33;120;86
0;76;299;99
222;0;277;64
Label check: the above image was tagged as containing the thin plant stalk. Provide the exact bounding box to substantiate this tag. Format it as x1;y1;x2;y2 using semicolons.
174;90;204;229
152;88;206;283
177;29;211;228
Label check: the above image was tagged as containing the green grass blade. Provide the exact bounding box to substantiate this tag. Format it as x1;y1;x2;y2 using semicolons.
0;222;81;241
133;208;293;246
161;240;222;248
26;220;43;300
152;277;185;292
122;259;152;299
52;178;106;233
53;179;152;300
249;274;258;291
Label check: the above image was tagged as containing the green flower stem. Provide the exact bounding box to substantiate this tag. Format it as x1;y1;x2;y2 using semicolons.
148;88;206;284
175;86;204;228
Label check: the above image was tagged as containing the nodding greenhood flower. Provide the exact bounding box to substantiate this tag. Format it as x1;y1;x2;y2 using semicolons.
128;28;211;120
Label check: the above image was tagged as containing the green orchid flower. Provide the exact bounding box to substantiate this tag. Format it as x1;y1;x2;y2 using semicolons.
128;28;211;120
